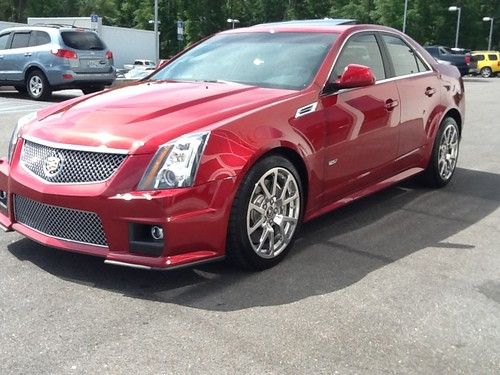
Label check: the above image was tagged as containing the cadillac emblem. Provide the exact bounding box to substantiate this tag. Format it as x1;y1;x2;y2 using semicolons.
42;153;64;178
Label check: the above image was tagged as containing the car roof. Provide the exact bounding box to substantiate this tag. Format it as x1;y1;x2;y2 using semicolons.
1;24;94;33
252;19;357;27
221;22;399;35
472;50;499;54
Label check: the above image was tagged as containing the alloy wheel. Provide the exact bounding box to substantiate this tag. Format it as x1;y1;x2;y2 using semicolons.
438;123;459;181
29;75;44;98
246;167;300;259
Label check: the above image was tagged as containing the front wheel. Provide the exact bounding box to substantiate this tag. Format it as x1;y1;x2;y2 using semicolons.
480;67;492;78
227;155;303;270
421;117;460;188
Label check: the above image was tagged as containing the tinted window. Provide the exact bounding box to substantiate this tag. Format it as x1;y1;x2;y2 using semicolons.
61;31;105;50
0;33;9;49
474;54;485;61
11;32;30;49
332;33;386;80
488;54;498;61
29;31;51;46
383;34;427;76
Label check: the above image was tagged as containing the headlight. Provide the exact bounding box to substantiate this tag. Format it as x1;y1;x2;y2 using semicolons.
8;112;36;163
138;132;210;190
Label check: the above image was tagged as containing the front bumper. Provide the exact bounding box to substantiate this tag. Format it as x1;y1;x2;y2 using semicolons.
0;153;236;269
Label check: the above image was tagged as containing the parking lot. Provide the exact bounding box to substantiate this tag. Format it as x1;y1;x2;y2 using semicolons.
1;78;499;374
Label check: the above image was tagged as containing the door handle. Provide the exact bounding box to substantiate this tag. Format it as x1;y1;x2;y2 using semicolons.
384;98;399;111
425;87;437;97
24;52;32;57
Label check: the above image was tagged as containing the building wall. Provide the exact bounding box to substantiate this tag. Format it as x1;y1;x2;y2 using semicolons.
101;25;156;69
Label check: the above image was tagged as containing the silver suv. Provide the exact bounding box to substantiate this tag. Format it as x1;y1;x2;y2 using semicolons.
0;24;115;100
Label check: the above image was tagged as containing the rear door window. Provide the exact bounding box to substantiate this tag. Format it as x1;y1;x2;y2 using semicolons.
474;54;485;61
382;34;429;76
0;33;10;49
11;32;30;49
29;31;51;47
61;31;104;50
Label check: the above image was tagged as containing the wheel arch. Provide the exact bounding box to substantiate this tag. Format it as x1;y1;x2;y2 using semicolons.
24;64;47;82
244;146;310;212
444;108;462;138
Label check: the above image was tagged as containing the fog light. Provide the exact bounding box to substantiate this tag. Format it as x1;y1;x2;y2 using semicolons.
151;225;164;240
0;190;7;210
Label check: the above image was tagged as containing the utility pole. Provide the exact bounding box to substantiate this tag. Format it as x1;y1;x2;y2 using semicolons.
154;0;159;63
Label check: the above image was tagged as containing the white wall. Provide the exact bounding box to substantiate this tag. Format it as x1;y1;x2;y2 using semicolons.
101;25;155;69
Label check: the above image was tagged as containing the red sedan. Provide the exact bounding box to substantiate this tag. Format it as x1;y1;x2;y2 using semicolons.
0;22;464;270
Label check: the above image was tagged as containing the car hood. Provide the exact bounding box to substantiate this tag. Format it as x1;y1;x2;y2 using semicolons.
25;81;297;154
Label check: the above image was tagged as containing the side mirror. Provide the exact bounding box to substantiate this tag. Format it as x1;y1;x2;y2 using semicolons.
324;64;376;93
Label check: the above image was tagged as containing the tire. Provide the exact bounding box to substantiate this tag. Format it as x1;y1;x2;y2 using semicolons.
81;85;105;95
26;70;51;100
480;67;492;78
420;117;460;188
227;155;303;270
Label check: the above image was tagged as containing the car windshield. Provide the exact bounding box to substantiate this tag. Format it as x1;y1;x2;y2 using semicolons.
151;32;337;90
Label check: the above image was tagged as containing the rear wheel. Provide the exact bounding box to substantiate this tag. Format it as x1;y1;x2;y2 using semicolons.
26;70;51;100
421;117;460;188
480;67;492;78
227;155;303;270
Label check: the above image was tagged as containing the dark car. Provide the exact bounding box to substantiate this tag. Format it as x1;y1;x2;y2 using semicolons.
0;22;464;271
424;46;470;76
0;24;115;99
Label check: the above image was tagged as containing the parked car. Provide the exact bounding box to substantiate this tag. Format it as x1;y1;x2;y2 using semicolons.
123;59;156;71
0;22;464;271
424;45;470;76
0;24;115;100
469;51;500;77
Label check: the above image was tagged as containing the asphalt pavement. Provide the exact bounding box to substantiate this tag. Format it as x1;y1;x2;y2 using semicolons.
0;79;499;374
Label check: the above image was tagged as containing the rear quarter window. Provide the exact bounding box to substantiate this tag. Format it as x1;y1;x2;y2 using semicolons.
29;31;51;47
61;31;105;50
488;54;498;61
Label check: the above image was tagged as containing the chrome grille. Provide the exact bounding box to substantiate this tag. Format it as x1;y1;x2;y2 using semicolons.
21;139;127;184
13;195;107;247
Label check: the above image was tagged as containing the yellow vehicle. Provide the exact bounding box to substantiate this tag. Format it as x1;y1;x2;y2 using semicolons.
471;51;500;77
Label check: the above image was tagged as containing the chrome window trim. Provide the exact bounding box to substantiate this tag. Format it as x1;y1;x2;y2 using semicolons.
323;28;435;92
22;135;129;155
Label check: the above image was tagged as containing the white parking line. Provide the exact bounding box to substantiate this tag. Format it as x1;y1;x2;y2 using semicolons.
0;98;50;114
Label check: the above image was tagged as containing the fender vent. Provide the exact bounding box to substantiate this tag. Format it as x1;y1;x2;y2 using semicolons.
295;102;318;118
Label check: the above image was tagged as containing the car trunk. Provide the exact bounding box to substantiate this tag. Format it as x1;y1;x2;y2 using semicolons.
61;31;112;74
